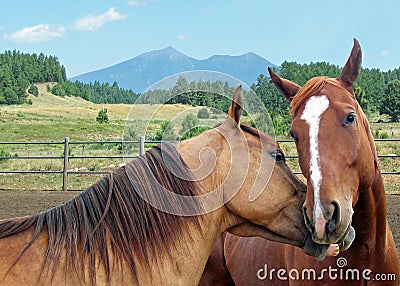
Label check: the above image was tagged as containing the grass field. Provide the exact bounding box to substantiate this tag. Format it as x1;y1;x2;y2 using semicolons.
0;84;398;193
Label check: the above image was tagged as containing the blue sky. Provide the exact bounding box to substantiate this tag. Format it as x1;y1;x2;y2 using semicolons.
1;0;399;78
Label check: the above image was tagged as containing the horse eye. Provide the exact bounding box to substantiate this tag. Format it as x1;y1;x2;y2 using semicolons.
344;113;356;125
271;150;285;162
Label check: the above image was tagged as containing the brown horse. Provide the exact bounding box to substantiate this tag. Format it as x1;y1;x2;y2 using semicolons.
201;39;399;285
0;87;330;286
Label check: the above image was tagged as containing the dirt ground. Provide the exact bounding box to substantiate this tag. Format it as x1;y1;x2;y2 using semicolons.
0;191;399;260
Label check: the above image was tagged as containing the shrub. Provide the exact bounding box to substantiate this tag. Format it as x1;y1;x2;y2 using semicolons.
0;149;11;162
51;84;66;97
28;84;39;96
155;120;176;141
96;108;109;123
197;108;210;119
17;111;26;118
379;131;389;139
181;126;210;140
180;113;200;135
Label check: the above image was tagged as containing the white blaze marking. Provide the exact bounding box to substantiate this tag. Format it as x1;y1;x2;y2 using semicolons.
300;95;329;238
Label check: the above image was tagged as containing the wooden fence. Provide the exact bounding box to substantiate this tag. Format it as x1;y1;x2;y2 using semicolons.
0;137;399;191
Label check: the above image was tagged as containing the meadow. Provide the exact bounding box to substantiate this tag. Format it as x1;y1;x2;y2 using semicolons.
0;85;398;193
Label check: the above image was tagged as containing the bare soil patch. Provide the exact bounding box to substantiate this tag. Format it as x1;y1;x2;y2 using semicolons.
0;191;399;260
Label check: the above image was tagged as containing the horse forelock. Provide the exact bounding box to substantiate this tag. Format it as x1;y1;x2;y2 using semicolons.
290;76;356;116
0;142;203;285
290;76;328;116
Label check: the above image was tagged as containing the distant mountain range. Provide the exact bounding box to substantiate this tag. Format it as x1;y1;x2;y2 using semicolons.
70;47;276;93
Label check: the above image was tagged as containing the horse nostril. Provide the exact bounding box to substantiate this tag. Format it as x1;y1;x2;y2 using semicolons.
328;201;341;232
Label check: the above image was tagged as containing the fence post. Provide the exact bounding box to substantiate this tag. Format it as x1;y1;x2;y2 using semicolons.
139;135;145;156
62;137;69;191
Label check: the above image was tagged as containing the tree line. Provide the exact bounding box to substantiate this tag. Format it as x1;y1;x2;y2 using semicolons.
137;77;234;111
51;80;139;104
0;50;399;125
0;50;66;104
0;50;139;105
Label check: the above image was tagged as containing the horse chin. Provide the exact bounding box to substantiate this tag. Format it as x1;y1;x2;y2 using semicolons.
301;233;331;261
337;225;356;253
305;224;355;260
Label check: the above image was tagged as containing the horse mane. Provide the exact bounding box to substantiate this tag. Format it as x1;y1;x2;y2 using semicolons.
0;142;203;285
240;123;275;145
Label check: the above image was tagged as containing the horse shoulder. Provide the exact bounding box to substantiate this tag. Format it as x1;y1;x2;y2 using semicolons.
0;227;47;285
223;235;288;285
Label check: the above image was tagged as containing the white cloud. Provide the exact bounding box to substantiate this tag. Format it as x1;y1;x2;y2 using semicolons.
380;50;389;56
3;24;65;43
177;34;187;41
73;7;127;32
128;0;150;6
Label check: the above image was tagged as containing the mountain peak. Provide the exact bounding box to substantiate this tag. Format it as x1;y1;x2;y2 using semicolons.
244;51;257;57
145;46;189;61
71;48;276;92
161;46;178;52
153;46;182;55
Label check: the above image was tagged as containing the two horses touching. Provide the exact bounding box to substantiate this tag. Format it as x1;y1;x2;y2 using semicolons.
201;39;399;285
0;86;332;284
0;39;398;285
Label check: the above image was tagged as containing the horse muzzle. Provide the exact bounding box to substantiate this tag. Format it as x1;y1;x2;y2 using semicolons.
303;201;352;244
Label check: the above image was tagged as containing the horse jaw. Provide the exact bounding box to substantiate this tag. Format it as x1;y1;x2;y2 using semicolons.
228;223;343;261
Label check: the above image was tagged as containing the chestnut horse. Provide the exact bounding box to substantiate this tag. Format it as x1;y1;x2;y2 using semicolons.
201;39;399;285
0;87;330;286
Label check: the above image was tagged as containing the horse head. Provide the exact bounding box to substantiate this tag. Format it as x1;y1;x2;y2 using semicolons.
179;86;333;259
269;39;375;247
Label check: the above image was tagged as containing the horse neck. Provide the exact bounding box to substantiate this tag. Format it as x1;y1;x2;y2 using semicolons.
177;130;229;197
177;131;243;230
139;141;231;284
352;111;388;248
353;168;387;237
146;212;224;285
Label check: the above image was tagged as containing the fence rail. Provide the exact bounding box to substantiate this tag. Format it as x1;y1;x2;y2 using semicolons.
0;137;399;191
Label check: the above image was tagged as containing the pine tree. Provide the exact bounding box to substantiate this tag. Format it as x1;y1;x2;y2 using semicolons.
380;80;400;122
96;107;109;123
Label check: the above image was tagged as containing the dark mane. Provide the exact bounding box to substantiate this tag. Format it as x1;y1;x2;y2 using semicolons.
0;142;203;285
240;123;275;145
213;122;275;145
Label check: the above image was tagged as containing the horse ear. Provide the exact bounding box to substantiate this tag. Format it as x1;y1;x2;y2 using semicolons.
227;85;244;125
338;38;362;87
268;67;301;102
